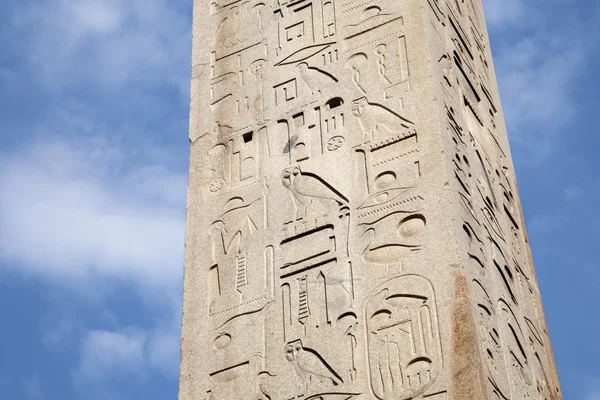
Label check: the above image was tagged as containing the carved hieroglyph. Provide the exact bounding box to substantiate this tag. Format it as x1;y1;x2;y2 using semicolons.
180;0;563;399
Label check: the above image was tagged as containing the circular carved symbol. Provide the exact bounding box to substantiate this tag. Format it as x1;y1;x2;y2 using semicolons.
209;179;226;192
327;136;345;151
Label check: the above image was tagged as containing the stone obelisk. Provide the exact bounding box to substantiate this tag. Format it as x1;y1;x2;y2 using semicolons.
179;0;563;398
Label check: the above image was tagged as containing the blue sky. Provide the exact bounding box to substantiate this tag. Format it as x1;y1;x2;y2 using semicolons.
0;0;597;399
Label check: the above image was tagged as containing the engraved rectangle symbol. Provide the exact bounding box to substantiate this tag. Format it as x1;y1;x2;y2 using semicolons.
274;79;298;105
280;226;336;278
286;21;305;41
398;35;409;81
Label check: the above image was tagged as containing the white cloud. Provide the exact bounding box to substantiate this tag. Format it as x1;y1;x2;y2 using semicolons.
75;317;180;383
0;136;186;290
147;327;181;376
483;0;525;26
21;373;43;399
11;0;191;92
77;328;148;381
3;0;188;395
564;186;584;202
528;213;569;240
3;0;190;385
68;0;123;35
496;33;584;129
42;318;75;351
484;1;595;159
586;384;600;400
0;130;185;391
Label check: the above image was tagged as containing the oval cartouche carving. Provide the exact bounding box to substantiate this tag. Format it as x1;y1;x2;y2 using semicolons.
214;333;232;350
374;171;397;190
397;214;426;238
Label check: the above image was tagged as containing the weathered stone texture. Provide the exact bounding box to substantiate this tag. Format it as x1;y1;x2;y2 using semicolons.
179;0;563;398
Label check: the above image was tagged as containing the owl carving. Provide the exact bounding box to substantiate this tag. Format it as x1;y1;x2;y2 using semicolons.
285;340;342;397
351;97;412;144
281;166;347;223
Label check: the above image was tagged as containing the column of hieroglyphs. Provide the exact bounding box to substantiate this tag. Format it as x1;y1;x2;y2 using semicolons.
179;0;563;399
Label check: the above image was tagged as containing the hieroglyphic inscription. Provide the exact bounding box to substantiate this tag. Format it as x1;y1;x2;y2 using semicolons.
365;275;443;400
180;0;562;399
428;0;563;399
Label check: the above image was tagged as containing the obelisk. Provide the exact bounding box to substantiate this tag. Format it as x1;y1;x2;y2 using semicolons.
179;0;563;398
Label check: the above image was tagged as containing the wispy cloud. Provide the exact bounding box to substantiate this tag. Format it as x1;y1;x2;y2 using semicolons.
76;328;148;381
564;186;584;202
146;310;182;377
483;0;598;159
585;380;600;400
2;1;191;396
483;0;525;26
73;318;180;386
0;136;186;289
493;30;585;156
21;373;43;399
42;318;75;351
11;0;191;92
